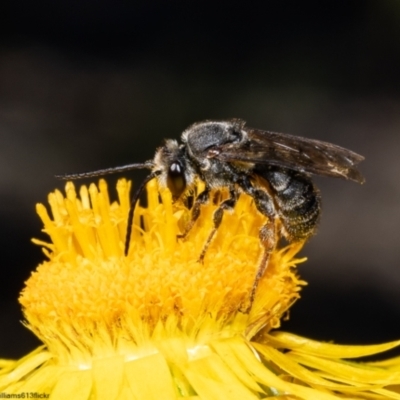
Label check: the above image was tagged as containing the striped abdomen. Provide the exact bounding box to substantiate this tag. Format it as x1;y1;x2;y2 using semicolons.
256;167;321;241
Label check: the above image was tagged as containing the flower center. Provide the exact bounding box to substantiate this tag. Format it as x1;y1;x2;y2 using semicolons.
19;179;306;362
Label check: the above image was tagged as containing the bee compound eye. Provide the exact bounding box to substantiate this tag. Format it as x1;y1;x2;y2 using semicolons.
167;162;186;199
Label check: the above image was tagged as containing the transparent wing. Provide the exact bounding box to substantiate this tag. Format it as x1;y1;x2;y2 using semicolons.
215;128;365;183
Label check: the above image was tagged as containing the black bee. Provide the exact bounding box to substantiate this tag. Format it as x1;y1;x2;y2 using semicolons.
58;119;364;308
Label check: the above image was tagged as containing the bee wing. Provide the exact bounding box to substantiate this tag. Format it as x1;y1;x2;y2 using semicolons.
216;128;365;183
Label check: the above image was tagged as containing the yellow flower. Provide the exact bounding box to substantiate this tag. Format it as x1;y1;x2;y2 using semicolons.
1;178;400;399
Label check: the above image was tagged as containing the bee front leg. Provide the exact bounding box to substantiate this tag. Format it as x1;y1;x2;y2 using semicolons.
178;187;210;239
198;187;238;262
239;178;278;313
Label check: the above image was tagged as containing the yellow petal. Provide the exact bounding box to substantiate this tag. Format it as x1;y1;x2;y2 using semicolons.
253;343;374;391
226;337;341;400
184;354;259;400
125;353;176;400
17;365;62;393
92;355;125;400
211;339;263;392
0;347;51;388
267;331;400;359
288;352;400;385
50;369;92;400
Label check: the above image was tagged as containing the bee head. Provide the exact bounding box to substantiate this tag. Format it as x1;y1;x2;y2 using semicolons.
153;139;194;200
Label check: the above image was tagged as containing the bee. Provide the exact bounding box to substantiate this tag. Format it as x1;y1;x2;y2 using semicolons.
58;119;364;309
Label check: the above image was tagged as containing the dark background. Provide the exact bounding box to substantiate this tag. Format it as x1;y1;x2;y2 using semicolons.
1;1;400;358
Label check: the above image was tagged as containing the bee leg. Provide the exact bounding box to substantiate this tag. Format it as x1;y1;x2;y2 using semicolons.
177;188;210;239
245;220;276;311
198;187;238;262
239;178;277;313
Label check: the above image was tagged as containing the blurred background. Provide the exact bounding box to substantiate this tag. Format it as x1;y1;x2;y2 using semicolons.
1;1;400;358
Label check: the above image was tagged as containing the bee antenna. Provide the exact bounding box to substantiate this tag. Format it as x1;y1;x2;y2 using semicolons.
55;161;154;180
124;170;161;256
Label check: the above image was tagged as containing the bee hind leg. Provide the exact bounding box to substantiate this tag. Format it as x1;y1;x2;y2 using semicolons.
239;178;278;313
242;220;276;313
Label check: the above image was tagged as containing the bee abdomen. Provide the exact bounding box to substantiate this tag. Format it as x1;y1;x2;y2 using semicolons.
259;168;321;241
